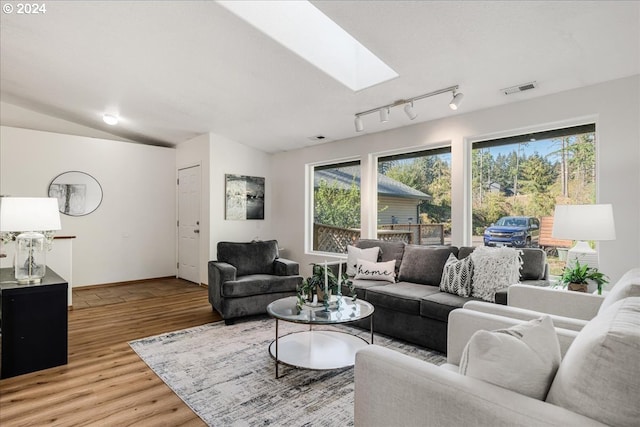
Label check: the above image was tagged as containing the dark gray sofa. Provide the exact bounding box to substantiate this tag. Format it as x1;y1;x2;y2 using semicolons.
208;240;303;324
342;239;549;353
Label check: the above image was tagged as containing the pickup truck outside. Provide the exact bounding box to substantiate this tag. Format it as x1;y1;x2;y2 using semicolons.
483;216;540;248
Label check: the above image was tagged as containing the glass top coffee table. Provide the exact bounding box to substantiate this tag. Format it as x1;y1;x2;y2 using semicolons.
266;296;375;378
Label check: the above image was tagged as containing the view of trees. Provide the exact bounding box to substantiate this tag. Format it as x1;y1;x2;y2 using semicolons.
314;178;360;229
380;153;452;233
472;132;596;234
312;127;596;247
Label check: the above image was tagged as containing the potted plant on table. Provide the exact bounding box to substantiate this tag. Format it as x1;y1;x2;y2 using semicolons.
560;259;609;294
296;263;354;311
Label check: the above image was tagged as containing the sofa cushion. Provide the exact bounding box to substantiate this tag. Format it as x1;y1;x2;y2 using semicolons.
598;267;640;314
519;248;547;280
440;253;473;297
471;246;522;302
459;315;561;400
366;282;440;315
217;240;278;276
546;297;640;426
221;274;300;298
354;259;396;283
356;239;405;275
398;245;458;285
420;291;480;322
460;247;547;281
342;278;389;300
346;245;380;276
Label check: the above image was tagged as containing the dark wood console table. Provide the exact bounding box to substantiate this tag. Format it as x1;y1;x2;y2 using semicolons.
0;267;68;379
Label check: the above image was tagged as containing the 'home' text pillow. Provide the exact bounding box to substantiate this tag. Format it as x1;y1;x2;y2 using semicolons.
354;259;396;283
347;245;380;276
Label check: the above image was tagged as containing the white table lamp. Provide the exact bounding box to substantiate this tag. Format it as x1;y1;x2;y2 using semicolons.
551;204;616;269
0;197;62;283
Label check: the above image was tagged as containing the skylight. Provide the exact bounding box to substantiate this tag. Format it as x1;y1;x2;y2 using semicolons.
216;0;398;91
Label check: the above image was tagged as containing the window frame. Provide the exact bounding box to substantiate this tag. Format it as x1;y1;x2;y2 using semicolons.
305;157;362;256
465;121;598;247
374;144;453;245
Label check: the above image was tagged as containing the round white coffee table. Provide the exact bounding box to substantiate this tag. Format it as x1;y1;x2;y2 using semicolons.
266;296;375;378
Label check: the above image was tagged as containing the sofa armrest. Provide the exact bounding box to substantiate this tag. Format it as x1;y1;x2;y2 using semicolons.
508;284;604;320
463;300;589;331
447;309;578;364
274;258;299;276
209;261;237;281
355;345;606;427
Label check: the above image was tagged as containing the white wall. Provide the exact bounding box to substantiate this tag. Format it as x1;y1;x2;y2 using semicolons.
271;76;640;283
176;133;211;285
0;126;177;286
209;133;275;261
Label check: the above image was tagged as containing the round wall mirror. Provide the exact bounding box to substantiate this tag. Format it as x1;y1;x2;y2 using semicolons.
48;171;103;216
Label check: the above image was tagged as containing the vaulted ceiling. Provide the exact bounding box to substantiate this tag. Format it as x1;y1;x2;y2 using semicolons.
1;1;638;153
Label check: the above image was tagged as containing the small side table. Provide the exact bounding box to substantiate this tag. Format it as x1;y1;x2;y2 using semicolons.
0;267;68;379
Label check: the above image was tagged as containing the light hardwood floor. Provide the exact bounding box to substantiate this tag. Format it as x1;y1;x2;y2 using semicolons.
0;278;221;426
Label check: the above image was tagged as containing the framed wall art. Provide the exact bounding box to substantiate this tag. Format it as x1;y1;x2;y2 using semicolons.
225;174;265;220
48;171;103;216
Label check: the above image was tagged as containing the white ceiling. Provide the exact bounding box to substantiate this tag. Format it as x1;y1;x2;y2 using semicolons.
1;1;638;153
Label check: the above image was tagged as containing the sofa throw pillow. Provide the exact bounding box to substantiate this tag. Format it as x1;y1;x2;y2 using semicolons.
346;245;379;276
397;245;458;285
440;253;473;297
459;315;561;400
546;297;640;427
354;259;396;283
471;246;522;302
597;267;640;314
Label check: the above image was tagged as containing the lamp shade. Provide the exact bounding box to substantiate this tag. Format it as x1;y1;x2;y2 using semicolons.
552;204;616;241
0;197;62;232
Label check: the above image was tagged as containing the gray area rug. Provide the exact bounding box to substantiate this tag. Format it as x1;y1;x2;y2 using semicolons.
129;318;445;427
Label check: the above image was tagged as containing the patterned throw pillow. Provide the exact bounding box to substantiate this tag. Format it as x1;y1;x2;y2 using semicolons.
471;246;522;302
440;253;474;297
354;259;396;283
346;245;380;276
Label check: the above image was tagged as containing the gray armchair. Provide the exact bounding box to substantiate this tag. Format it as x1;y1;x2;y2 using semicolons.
208;240;302;324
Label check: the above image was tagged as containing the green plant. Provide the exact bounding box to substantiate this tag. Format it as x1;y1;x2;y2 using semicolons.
296;263;355;310
560;260;609;294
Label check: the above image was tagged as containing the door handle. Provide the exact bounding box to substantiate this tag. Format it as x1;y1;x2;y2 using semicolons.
194;229;200;234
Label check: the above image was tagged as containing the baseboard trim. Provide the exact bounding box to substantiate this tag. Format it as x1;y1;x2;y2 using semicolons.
73;276;178;290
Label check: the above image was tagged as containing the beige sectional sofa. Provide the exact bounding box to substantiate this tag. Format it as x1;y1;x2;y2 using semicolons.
354;268;640;427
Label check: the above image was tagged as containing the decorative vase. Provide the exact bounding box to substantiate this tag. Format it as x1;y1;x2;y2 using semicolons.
568;282;588;292
316;285;331;302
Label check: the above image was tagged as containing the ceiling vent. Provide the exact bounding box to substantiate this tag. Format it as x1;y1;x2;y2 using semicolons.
502;81;538;95
307;135;329;143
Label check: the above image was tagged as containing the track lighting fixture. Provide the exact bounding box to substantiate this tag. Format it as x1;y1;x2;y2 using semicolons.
353;85;462;132
379;107;390;123
449;91;464;110
403;102;417;120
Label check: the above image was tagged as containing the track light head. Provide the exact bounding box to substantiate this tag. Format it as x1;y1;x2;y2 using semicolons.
354;115;364;132
379;107;389;123
404;102;417;120
449;91;464;110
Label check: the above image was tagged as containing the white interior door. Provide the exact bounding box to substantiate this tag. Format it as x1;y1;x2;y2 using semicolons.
178;165;201;284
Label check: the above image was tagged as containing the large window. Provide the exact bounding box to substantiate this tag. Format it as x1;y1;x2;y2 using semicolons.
471;124;597;273
311;161;361;254
377;147;452;245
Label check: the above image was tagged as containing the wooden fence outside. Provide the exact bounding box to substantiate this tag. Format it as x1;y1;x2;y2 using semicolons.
313;223;445;253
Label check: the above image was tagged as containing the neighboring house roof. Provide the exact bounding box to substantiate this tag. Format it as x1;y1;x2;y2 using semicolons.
314;166;431;201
